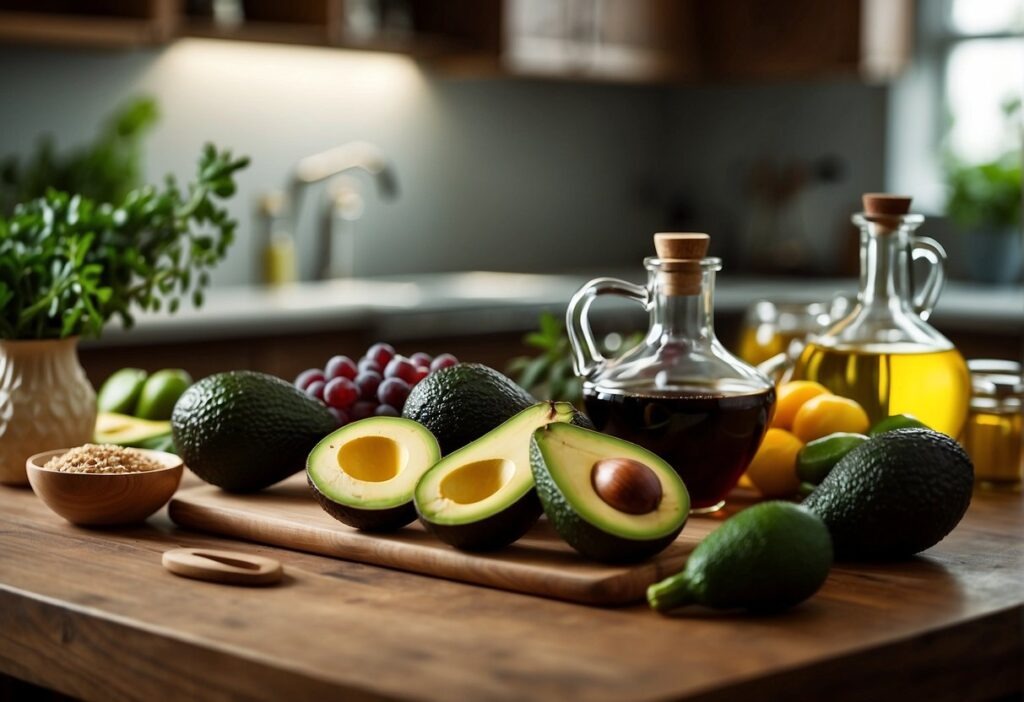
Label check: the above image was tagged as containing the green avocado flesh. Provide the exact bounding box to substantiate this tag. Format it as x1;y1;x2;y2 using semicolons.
531;423;689;563
414;402;581;551
95;412;172;449
307;417;440;531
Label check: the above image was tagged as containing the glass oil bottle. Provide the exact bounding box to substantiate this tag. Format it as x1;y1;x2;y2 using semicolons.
567;233;775;512
793;194;971;436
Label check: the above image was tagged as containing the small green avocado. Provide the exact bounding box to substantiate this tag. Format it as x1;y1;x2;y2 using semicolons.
97;368;148;415
530;423;689;563
308;417;440;532
868;414;928;436
414;402;583;551
647;502;832;613
796;432;868;485
136;369;193;421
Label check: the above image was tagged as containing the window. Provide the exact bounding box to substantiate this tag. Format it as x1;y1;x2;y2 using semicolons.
944;0;1023;164
887;0;1023;211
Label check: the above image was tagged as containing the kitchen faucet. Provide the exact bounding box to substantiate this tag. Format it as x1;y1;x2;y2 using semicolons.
287;141;399;281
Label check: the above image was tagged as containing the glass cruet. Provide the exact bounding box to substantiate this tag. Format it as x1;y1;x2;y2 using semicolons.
567;233;775;513
792;194;971;436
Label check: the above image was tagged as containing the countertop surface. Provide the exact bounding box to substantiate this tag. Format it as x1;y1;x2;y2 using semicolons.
0;474;1021;702
86;272;1024;346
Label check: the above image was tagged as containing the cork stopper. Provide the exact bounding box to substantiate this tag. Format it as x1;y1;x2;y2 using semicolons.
653;232;709;295
862;193;913;233
862;193;912;216
654;233;710;260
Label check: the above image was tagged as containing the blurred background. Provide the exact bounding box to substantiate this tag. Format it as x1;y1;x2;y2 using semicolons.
0;0;1020;381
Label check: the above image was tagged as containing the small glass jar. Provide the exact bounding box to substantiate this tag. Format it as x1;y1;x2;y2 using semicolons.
962;360;1023;492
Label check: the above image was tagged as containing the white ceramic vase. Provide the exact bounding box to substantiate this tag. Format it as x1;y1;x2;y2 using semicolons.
0;338;96;486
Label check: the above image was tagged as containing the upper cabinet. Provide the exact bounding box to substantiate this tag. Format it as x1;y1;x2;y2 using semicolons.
0;0;177;48
0;0;913;84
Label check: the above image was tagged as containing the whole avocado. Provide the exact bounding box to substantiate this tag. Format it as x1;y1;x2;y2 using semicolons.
402;363;592;454
803;428;973;560
172;371;337;492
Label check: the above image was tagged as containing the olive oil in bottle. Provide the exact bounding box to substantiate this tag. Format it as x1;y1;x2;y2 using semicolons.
790;194;971;438
793;343;970;437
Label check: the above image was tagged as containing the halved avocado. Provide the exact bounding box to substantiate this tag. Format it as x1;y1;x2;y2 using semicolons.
414;401;583;551
531;422;690;563
95;412;173;448
307;417;440;531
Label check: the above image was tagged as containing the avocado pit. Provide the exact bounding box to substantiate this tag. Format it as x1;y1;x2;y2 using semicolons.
591;457;663;515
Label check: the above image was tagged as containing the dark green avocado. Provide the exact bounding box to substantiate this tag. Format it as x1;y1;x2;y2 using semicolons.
172;371;337;492
414;402;582;551
531;422;689;563
307;417;440;531
402;363;593;455
803;428;973;559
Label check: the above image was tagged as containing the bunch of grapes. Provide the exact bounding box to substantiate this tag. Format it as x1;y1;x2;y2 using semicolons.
294;342;458;427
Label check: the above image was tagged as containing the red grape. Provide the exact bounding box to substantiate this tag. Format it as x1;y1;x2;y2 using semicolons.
350;400;377;421
324;377;358;409
375;404;399;417
409;352;432;368
306;380;326;401
328;407;349;427
357;357;381;374
356;371;383;400
384;357;418;384
295;368;325;391
430;354;458;372
412;366;430;384
366;342;396;368
325;355;357;381
377;377;410;409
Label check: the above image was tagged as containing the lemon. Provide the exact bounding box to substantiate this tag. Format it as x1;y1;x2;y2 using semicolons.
771;381;831;430
745;428;804;498
792;395;870;443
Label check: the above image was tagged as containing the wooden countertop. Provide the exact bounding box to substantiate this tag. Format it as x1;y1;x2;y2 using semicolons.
0;474;1021;702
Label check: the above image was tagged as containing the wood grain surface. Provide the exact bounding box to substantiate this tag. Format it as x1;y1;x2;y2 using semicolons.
0;472;1020;702
167;474;734;605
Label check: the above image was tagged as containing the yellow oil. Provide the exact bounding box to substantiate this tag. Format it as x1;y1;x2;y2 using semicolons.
793;343;971;437
737;328;803;366
962;409;1022;491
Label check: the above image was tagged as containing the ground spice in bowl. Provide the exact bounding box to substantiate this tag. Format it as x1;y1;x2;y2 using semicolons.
44;444;165;474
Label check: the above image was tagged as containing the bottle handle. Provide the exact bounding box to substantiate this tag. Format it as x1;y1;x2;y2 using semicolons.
910;236;947;321
566;277;650;378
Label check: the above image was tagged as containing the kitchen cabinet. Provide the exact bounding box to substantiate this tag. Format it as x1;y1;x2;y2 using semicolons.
0;0;177;48
0;0;913;84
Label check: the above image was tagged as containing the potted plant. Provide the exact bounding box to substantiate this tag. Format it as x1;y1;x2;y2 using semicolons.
0;145;248;485
945;153;1023;284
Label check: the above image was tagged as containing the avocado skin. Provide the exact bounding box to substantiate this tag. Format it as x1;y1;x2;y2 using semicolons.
803;428;973;560
530;438;682;563
402;364;593;454
172;371;337;493
420;490;542;551
308;475;417;531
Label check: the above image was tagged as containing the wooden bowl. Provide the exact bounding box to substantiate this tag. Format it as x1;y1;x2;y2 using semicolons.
27;448;183;526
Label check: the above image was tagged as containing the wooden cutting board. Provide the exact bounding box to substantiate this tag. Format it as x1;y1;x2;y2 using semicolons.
169;474;747;606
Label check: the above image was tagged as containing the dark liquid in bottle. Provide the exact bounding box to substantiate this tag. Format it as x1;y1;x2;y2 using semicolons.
584;384;775;511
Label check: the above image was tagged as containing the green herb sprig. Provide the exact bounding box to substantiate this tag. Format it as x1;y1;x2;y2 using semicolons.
0;144;249;340
508;311;642;404
0;96;159;215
